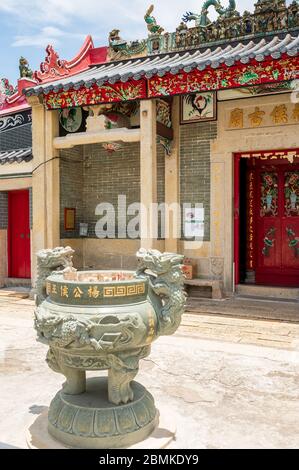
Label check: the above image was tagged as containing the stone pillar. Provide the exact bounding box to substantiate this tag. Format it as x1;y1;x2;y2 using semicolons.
165;96;180;253
28;97;60;286
210;153;230;290
45;110;60;248
140;100;158;249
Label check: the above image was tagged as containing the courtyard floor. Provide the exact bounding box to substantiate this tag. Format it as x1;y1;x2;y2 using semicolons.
0;293;299;449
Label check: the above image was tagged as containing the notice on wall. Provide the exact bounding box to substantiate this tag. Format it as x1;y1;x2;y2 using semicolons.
184;207;205;239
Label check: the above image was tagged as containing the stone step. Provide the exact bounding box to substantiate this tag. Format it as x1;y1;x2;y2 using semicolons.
4;278;31;288
235;284;299;302
186;297;299;323
0;287;30;299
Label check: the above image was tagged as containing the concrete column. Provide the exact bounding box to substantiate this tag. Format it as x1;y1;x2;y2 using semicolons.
29;97;46;286
45;110;60;248
140;100;158;249
165;96;180;253
28;97;60;286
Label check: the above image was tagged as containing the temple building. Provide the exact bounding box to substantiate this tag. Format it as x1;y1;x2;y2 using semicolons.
2;0;299;301
0;64;36;288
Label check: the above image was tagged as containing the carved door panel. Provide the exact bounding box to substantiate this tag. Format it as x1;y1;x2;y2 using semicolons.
282;170;299;272
8;190;31;278
255;164;299;287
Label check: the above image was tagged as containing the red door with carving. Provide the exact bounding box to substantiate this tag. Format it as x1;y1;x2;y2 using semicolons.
254;160;299;287
8;190;31;278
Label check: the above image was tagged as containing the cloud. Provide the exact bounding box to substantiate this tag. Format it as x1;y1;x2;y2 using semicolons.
2;0;296;51
12;26;86;48
0;0;276;35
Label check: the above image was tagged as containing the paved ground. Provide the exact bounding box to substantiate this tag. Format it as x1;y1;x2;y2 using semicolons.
0;294;299;449
187;296;299;323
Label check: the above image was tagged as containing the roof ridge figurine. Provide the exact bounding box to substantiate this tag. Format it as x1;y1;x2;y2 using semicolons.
19;57;33;79
144;4;164;35
183;0;239;28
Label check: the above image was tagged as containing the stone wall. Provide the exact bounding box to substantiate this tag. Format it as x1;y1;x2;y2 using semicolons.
180;121;217;242
82;143;141;238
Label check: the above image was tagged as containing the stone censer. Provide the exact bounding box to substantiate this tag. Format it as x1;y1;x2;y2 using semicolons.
34;247;186;448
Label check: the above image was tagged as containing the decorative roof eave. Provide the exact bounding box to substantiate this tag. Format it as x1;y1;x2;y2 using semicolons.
26;51;299;110
33;36;95;84
23;33;299;107
0;147;33;165
0;78;35;116
148;53;299;98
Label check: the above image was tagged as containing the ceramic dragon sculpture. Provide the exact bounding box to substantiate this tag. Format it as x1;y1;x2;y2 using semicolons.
36;246;76;306
136;248;186;336
183;0;238;28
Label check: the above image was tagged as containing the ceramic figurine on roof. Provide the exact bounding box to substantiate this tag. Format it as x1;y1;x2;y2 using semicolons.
144;5;164;35
0;78;15;109
183;0;239;28
177;0;299;50
289;1;299;28
108;29;146;61
19;57;33;79
109;30;127;52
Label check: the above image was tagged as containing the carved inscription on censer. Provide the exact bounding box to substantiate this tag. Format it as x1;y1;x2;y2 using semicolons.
46;282;146;300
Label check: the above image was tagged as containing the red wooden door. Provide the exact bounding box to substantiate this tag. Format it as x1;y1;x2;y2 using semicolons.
255;163;299;287
8;190;31;278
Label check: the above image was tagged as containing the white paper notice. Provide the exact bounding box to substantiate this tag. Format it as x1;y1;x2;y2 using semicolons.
184;208;205;238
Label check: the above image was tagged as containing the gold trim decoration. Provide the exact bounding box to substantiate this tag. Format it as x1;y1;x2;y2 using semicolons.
248;107;265;127
247;171;255;271
292;104;299;122
270;104;288;124
146;309;156;344
47;280;146;299
46;282;51;295
240;150;299;164
103;283;145;298
229;108;244;128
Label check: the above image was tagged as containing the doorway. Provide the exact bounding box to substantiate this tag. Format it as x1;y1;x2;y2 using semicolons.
8;190;31;278
234;151;299;288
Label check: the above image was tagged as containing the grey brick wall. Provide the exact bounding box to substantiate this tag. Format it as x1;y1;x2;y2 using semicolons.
0;192;8;229
157;144;165;238
83;143;141;238
180;121;217;241
0;124;32;151
157;144;165;204
60;147;84;239
60;143;166;240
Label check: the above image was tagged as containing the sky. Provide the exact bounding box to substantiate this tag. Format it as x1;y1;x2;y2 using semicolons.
0;0;294;85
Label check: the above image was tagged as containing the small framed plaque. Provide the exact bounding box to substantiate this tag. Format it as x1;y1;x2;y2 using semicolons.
181;91;217;124
64;208;76;231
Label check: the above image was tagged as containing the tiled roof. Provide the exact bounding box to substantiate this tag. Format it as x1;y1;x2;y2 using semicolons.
0;147;32;165
25;33;299;96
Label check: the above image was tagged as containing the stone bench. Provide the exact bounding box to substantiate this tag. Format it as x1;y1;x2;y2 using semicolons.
184;278;224;300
